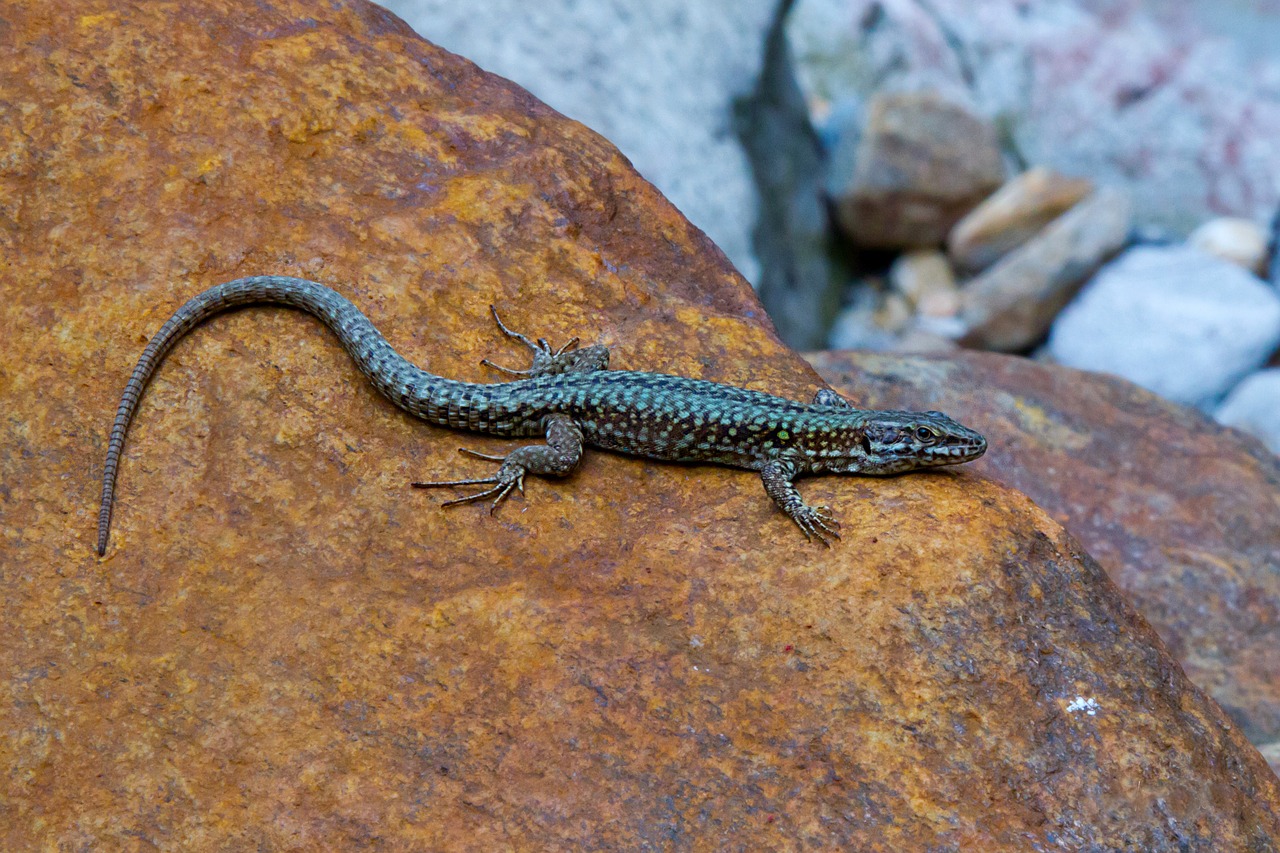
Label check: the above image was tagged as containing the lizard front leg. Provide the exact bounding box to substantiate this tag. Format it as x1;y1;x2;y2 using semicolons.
481;306;611;377
412;413;585;512
760;457;841;546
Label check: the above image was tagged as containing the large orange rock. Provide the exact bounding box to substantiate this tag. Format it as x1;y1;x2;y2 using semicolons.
809;349;1280;771
2;1;1277;847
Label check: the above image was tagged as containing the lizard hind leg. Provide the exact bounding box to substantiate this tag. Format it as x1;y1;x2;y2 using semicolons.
481;305;610;378
411;413;586;514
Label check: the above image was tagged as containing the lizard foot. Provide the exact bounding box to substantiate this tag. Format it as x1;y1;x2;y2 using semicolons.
791;504;842;547
411;447;526;513
481;305;609;377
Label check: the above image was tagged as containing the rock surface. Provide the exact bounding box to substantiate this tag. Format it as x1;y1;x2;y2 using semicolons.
807;349;1280;771
827;91;1004;248
788;0;1280;233
1048;245;1280;409
959;187;1133;351
376;0;777;283
947;167;1094;273
3;1;1279;848
1216;369;1280;454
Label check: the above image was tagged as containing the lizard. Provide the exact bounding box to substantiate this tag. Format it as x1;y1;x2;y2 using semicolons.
95;276;987;555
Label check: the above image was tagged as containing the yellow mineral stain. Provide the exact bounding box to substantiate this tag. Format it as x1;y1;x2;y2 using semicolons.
77;13;117;28
1011;397;1089;450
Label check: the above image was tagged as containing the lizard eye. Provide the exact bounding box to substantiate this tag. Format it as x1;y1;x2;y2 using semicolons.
914;426;937;442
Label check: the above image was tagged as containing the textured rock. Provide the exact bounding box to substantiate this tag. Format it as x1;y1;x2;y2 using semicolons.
3;1;1280;848
947;167;1095;273
807;349;1280;770
1048;245;1280;408
1189;216;1270;275
788;0;1280;233
1216;369;1280;454
959;188;1133;351
377;0;777;283
827;91;1004;248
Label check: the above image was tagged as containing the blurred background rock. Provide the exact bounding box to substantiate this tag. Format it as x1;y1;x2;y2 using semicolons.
376;0;1280;453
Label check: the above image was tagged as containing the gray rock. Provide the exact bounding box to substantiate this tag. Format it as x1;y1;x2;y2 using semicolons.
958;187;1133;352
377;0;776;282
827;91;1005;249
787;0;1280;234
1215;370;1280;455
1048;245;1280;409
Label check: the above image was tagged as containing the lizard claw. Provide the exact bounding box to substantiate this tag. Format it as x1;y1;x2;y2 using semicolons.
411;448;527;513
793;504;841;547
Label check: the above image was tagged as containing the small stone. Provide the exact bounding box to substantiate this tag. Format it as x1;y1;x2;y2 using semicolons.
1188;217;1269;275
1215;369;1280;454
827;91;1005;249
891;327;958;353
913;314;967;340
873;292;912;333
959;187;1133;351
947;167;1094;273
888;250;959;318
1048;245;1280;409
828;301;898;351
917;287;960;318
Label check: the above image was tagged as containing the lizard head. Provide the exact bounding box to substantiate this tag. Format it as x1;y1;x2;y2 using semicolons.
822;410;987;475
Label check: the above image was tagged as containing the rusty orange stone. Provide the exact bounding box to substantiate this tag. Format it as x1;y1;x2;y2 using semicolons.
1;1;1277;848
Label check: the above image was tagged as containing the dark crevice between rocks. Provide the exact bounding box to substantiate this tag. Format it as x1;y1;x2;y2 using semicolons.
734;0;843;351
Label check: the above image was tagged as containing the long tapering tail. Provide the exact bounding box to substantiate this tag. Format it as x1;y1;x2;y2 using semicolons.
95;276;441;555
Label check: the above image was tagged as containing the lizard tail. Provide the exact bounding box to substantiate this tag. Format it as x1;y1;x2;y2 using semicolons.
95;275;440;555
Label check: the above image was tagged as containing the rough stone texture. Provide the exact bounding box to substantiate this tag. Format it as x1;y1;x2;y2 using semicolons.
1048;244;1280;409
788;0;1280;233
959;187;1133;351
1189;216;1271;275
1217;368;1280;454
3;1;1280;848
947;167;1095;273
807;349;1280;772
827;91;1005;249
375;0;777;283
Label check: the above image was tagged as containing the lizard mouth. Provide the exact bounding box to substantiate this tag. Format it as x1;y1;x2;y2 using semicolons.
930;437;987;463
